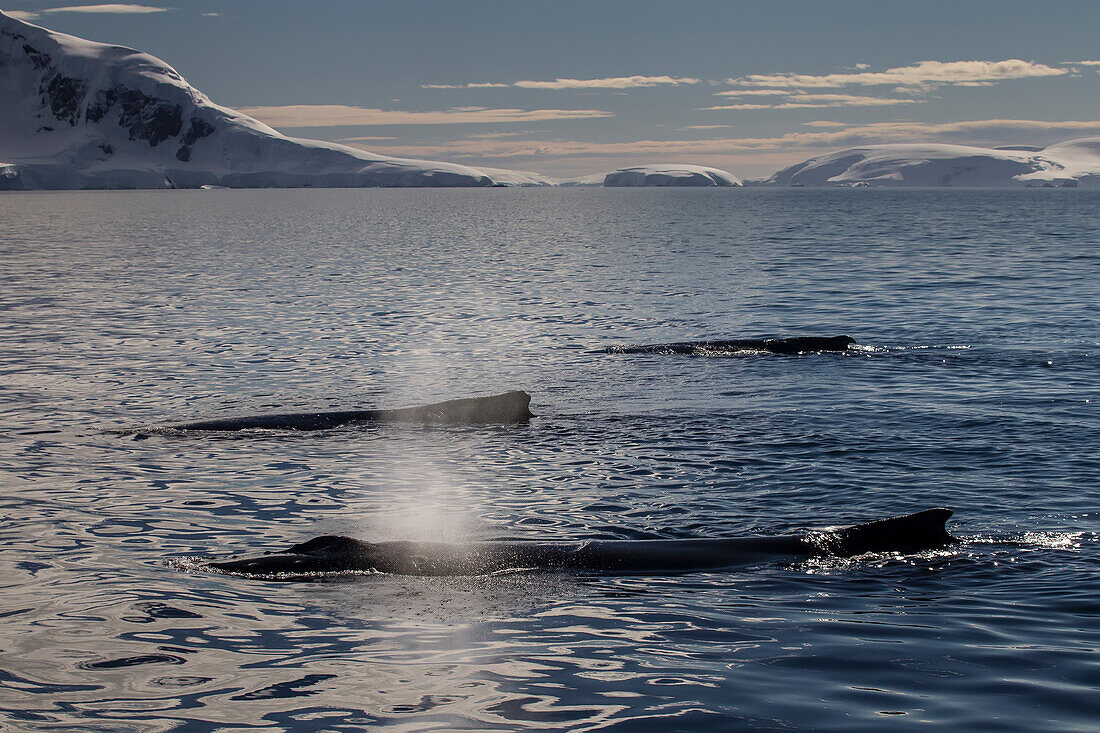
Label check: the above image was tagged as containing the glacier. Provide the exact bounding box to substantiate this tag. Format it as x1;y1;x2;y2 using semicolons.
0;10;510;189
753;141;1100;188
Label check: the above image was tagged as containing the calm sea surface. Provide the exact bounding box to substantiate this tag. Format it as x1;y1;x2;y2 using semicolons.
0;188;1097;731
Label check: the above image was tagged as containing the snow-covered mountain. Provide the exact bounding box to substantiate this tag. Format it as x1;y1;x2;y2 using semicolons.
754;141;1100;187
0;10;510;189
567;164;741;187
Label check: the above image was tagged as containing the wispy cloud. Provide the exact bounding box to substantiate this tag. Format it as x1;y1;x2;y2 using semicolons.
423;75;701;91
714;89;790;97
515;75;700;90
17;3;171;19
729;60;1067;90
1062;60;1100;66
421;82;510;89
704;93;920;110
237;104;613;128
348;118;1100;161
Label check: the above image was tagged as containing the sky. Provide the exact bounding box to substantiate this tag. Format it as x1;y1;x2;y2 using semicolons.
5;0;1100;178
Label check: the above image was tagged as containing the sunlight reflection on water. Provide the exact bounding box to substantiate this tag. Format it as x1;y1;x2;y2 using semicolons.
0;188;1097;730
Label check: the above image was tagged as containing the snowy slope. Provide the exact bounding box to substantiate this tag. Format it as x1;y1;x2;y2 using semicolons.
1028;138;1100;187
473;166;558;186
601;164;742;187
755;141;1100;187
0;10;508;189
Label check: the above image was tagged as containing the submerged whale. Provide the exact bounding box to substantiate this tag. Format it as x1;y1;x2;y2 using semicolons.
204;508;955;578
606;335;856;355
170;390;534;431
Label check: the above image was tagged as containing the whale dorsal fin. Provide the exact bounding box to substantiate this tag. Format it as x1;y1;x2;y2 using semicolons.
822;508;956;556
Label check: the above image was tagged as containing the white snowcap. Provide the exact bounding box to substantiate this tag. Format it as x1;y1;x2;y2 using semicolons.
602;164;742;187
756;140;1100;187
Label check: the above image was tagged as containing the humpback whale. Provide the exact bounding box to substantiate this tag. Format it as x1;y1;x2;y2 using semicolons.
204;509;955;579
169;391;534;431
606;335;856;355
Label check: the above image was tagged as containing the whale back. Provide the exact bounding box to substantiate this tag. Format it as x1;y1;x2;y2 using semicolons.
204;509;958;578
607;335;856;356
168;390;533;431
761;335;855;354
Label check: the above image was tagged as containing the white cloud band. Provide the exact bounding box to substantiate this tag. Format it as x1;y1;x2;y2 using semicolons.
345;119;1100;161
704;93;920;110
237;104;613;127
729;59;1067;89
39;4;169;15
422;75;700;91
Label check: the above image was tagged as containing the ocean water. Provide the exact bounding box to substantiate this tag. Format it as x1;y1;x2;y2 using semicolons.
0;187;1097;731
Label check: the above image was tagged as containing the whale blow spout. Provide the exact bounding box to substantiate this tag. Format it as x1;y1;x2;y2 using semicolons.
202;508;956;579
170;390;534;431
606;335;856;355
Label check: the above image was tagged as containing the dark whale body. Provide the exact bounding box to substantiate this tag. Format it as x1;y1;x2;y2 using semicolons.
205;509;955;579
606;335;856;355
170;391;534;431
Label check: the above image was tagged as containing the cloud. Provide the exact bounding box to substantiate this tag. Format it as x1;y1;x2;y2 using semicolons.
33;4;170;15
704;93;920;110
423;76;701;91
714;89;791;97
236;104;613;127
786;94;920;106
4;10;40;19
347;118;1100;163
514;75;700;90
466;130;547;139
703;103;773;110
421;82;510;89
1062;60;1100;66
729;59;1068;90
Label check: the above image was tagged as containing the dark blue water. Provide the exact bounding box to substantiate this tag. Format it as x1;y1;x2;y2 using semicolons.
0;188;1097;731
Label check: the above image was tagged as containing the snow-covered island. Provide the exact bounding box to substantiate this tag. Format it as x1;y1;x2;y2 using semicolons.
0;10;520;189
751;140;1100;188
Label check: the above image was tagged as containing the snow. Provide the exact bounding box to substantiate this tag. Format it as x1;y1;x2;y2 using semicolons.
754;140;1100;187
558;173;607;187
1029;138;1100;186
601;164;742;187
0;10;517;189
474;167;558;186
